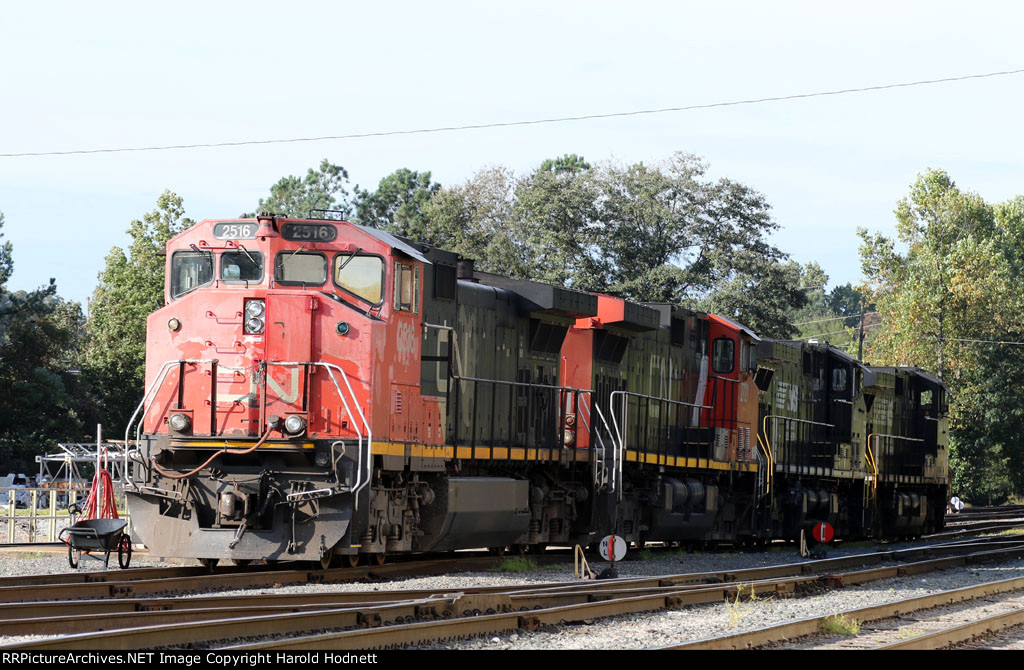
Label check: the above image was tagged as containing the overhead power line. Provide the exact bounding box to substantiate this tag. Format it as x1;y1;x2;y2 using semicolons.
811;321;884;339
2;68;1023;159
945;337;1024;346
794;312;877;327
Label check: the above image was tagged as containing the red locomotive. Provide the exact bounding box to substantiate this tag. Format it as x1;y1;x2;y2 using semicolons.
124;215;949;566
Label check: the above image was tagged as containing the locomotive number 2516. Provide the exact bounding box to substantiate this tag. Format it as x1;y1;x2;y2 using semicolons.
213;223;258;239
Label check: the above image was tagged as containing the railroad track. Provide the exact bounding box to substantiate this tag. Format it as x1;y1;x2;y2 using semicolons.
6;535;1024;650
668;574;1024;650
0;554;521;604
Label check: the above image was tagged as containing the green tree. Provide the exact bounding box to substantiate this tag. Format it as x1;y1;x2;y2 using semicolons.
538;154;590;175
84;191;194;435
597;153;790;310
354;168;440;239
0;212;88;470
513;157;604;289
423;153;801;330
859;169;1024;501
246;159;352;219
701;258;808;339
785;263;869;353
422;166;533;277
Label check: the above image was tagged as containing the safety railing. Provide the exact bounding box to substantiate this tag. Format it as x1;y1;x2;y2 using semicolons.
448;373;592;450
760;414;836;491
123;357;371;508
123;358;216;494
865;432;927;497
270;361;371;508
577;392;615;493
608;390;711;501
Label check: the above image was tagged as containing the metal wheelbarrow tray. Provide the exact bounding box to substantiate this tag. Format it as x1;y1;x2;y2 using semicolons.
59;518;132;569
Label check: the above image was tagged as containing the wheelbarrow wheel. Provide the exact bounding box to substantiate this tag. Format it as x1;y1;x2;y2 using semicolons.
68;543;81;569
117;534;132;569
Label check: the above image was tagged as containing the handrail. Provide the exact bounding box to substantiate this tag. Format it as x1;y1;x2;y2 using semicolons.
125;358;372;509
865;432;879;495
452;373;594;394
865;432;926;496
609;389;710;453
270;361;372;509
755;430;772;496
608;390;711;502
124;359;218;493
760;414;835;482
590;402;620;495
574;393;602;490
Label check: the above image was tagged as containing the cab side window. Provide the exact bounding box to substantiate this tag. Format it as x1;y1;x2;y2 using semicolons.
394;262;420;313
712;337;735;373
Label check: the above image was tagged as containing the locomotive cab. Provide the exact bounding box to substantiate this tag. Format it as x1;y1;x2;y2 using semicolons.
126;215;428;564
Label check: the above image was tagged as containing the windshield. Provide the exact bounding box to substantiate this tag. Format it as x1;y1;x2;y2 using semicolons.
334;254;384;304
275;251;327;286
221;250;263;283
171;251;214;299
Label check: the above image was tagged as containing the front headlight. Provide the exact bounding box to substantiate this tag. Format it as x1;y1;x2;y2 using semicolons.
284;415;307;435
244;299;265;334
169;413;192;434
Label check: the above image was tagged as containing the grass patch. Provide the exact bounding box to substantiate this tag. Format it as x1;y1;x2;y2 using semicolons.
725;583;758;628
497;556;537;572
896;628;922;639
819;614;861;636
995;527;1024;536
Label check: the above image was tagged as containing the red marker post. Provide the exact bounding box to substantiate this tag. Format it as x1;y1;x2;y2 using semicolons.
812;522;834;544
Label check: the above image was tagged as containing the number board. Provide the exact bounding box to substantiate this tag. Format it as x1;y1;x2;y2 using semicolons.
213;222;258;240
281;223;337;242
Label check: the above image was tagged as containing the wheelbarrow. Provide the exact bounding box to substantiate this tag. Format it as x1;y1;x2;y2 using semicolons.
59;518;132;569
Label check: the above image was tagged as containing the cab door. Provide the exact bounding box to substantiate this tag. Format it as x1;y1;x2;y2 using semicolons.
388;260;423;443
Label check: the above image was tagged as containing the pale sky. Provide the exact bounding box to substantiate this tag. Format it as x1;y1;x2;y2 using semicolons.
2;1;1022;307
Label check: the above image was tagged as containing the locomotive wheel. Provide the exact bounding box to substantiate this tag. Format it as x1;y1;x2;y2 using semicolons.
117;535;132;569
231;559;252;567
529;543;547;556
68;544;80;569
319;547;336;570
369;552;386;566
199;558;219;570
488;546;507;557
344;553;361;568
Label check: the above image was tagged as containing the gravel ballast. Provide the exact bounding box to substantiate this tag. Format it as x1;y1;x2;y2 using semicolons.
3;538;1024;649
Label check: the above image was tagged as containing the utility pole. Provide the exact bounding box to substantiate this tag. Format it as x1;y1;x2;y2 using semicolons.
857;300;865;361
